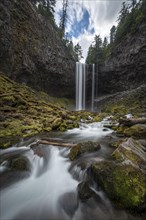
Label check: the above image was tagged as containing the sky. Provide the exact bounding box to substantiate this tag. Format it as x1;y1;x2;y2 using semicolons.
55;0;123;62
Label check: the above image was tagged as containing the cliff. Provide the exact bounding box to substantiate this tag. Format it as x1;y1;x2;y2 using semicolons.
98;23;146;95
0;0;75;98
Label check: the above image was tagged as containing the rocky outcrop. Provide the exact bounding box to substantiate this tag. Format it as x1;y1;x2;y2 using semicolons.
0;0;75;98
98;23;146;95
91;138;146;210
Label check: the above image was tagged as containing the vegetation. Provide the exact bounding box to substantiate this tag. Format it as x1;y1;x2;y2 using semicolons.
0;73;102;149
91;162;146;209
59;0;68;38
86;0;146;64
29;0;56;25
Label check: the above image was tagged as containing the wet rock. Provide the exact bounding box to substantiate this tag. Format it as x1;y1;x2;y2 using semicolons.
59;191;78;217
68;141;101;161
90;161;146;210
112;138;146;169
10;156;30;171
102;128;109;132
119;117;146;127
123;124;146;139
90;137;146;210
78;181;94;201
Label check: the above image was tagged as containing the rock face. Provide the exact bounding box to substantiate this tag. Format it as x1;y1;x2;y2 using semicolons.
0;0;75;98
98;23;146;95
91;138;146;210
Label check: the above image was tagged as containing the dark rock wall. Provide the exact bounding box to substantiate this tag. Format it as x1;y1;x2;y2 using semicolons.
0;0;75;98
97;23;146;95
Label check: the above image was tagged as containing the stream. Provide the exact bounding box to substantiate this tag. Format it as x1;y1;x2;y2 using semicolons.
0;121;145;220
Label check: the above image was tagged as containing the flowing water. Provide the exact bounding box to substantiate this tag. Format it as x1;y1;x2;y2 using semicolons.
75;62;98;111
0;122;145;220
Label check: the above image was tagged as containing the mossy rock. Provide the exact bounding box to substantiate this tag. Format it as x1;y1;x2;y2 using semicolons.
0;136;21;149
112;138;146;169
10;156;30;171
78;181;94;201
52;118;62;130
69;141;101;161
91;161;146;209
124;124;146;139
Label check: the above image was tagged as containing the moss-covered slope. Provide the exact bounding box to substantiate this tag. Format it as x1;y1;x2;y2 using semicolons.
0;73;102;149
0;73;78;148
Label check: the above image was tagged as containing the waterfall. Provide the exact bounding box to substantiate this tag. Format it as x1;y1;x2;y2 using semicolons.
76;62;96;111
76;62;86;111
91;64;95;112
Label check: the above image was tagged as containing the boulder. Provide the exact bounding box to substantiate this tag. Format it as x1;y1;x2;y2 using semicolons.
112;138;146;170
68;141;101;161
78;181;94;201
119;117;146;127
10;156;30;171
91;161;146;209
90;137;146;210
123;124;146;139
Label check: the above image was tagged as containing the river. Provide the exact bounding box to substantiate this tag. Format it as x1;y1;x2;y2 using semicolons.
0;121;145;220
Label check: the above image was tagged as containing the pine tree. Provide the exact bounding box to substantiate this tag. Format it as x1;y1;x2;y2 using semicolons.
74;43;83;61
110;25;116;45
59;0;68;38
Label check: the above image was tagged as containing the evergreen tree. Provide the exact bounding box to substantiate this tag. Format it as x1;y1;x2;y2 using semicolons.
94;35;103;64
110;26;116;45
86;45;95;64
59;0;68;38
74;43;83;61
29;0;56;18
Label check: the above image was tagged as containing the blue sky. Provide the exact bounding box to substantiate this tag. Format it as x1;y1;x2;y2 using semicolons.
55;0;123;62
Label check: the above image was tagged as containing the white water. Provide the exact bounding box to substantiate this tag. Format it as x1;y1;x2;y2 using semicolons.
76;62;86;111
91;64;95;111
75;62;96;111
0;121;144;220
0;147;78;220
65;121;113;141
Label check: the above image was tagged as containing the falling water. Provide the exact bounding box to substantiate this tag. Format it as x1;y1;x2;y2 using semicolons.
91;64;95;111
76;62;86;111
75;62;96;111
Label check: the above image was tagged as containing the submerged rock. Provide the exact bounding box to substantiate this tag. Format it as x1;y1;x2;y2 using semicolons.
10;156;30;171
68;141;101;161
59;191;79;217
78;181;94;201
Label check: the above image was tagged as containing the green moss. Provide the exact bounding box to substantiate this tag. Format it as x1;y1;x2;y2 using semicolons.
124;124;146;139
0;73;89;148
52;117;62;129
69;145;81;160
91;162;146;209
113;166;146;208
102;89;146;117
10;156;29;171
69;141;100;161
112;150;124;161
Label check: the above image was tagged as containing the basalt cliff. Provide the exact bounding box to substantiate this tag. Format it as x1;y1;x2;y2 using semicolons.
98;23;146;95
0;0;75;98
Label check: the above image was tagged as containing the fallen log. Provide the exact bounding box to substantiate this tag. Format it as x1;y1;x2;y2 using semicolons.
37;139;76;148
